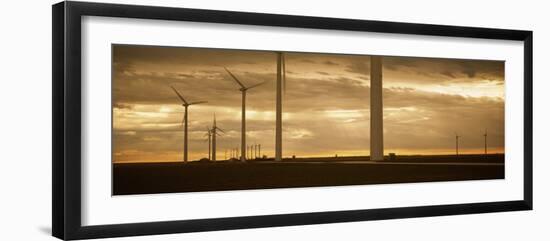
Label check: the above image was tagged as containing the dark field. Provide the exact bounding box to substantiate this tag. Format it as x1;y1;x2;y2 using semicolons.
113;154;504;195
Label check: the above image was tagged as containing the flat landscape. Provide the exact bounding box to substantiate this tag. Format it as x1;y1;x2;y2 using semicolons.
113;154;504;195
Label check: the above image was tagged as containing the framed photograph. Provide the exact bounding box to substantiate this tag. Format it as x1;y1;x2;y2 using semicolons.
52;1;533;240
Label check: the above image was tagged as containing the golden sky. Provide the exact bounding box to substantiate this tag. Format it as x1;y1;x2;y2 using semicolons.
112;45;505;163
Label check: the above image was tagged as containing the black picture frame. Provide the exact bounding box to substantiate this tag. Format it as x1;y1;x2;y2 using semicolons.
52;1;533;240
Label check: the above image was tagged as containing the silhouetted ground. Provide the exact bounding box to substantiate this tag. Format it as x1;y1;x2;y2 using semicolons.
113;154;504;195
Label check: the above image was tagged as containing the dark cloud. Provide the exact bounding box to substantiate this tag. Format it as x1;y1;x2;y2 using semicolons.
345;58;370;76
323;60;340;66
113;103;133;110
382;56;505;84
113;44;277;69
300;59;316;63
317;71;330;75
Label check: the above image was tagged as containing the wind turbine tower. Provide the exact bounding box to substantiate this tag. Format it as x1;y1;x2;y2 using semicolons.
204;126;212;160
210;114;224;161
275;52;286;161
370;56;384;161
224;67;267;161
484;129;488;155
171;86;207;162
455;132;460;157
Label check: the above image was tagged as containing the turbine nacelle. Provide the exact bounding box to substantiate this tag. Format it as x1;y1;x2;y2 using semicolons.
223;67;268;91
171;86;207;107
181;101;207;107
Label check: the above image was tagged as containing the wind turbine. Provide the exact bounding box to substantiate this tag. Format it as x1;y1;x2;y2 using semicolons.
171;86;207;162
275;52;286;161
484;129;488;156
210;114;224;161
204;126;212;160
455;132;460;158
224;67;267;161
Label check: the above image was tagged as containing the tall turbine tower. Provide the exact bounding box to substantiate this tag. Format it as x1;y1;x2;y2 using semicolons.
275;52;286;161
224;67;267;161
455;132;460;158
484;129;488;155
171;86;207;162
204;126;212;160
370;56;384;161
210;114;224;161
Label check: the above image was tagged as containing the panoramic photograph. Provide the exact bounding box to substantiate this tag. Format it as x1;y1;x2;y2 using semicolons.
112;44;505;195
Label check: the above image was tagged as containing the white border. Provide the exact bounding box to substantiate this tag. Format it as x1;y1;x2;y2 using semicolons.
81;16;524;226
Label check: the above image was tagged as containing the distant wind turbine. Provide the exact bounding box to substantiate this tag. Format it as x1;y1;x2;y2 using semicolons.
455;132;460;158
210;114;224;161
484;129;488;156
204;126;212;160
171;86;207;162
224;67;267;161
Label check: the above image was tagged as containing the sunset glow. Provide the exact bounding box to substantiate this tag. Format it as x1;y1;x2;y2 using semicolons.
112;45;504;163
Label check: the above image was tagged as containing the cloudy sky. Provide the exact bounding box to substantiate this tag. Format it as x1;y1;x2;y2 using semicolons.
112;45;505;163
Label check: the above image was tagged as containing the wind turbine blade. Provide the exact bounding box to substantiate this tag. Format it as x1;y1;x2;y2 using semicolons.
246;80;268;90
181;114;185;127
170;86;188;105
224;67;246;89
189;101;207;105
